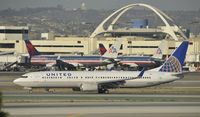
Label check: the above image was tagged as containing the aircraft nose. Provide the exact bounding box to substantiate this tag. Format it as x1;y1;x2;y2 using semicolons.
13;78;23;86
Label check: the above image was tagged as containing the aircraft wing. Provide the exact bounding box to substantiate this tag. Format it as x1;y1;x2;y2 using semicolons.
103;58;139;67
102;58;115;63
97;68;145;88
56;59;80;70
119;62;138;67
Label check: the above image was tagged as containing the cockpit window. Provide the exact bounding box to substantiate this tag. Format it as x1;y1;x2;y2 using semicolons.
21;75;28;78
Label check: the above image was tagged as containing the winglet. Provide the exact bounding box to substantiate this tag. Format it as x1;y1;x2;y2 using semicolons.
138;68;146;77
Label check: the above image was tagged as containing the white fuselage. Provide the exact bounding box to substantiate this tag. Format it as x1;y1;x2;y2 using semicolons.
13;71;181;89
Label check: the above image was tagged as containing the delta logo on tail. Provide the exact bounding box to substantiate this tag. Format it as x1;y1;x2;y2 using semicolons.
24;40;40;57
159;41;189;73
99;43;118;55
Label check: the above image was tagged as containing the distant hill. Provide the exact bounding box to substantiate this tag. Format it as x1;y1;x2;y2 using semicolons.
0;7;199;39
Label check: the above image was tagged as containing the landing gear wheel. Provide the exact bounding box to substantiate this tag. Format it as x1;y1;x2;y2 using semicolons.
45;88;55;93
105;89;109;94
98;89;109;94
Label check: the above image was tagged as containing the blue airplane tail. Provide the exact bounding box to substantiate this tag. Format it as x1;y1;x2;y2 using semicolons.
24;40;40;57
158;41;189;72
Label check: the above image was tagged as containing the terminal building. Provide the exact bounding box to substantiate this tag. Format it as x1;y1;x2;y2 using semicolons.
0;26;28;55
0;27;199;63
0;27;199;66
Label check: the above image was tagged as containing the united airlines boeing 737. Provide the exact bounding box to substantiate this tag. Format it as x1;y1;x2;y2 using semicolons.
14;41;189;93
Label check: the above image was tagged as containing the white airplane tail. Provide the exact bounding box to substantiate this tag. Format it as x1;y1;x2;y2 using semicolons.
152;40;167;59
102;38;123;58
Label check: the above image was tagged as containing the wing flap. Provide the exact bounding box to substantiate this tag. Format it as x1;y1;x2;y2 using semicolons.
98;68;145;87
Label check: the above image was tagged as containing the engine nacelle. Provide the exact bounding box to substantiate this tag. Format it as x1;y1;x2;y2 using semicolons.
80;83;98;91
46;63;55;67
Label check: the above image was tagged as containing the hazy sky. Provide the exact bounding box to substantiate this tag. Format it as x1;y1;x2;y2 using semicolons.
0;0;200;11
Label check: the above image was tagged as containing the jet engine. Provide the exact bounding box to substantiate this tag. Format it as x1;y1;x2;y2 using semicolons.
80;83;98;91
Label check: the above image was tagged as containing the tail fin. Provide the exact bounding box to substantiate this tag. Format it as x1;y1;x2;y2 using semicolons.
151;41;189;73
152;40;167;59
102;38;123;58
99;43;107;55
24;40;40;57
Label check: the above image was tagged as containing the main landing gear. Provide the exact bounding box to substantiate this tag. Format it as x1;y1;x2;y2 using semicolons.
45;88;55;93
98;88;109;94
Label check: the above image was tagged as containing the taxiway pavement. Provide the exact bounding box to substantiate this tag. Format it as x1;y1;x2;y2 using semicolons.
3;102;200;117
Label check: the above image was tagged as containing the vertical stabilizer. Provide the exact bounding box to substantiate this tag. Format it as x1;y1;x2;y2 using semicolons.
152;40;168;59
151;41;189;73
99;43;107;55
24;40;40;57
102;38;123;58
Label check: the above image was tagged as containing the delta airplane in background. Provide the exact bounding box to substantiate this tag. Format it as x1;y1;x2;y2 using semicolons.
14;41;189;94
24;38;122;68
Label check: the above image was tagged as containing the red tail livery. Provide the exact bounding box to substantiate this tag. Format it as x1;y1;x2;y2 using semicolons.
99;43;107;55
24;40;40;57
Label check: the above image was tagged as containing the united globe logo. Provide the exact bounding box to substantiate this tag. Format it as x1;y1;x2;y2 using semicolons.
159;56;182;72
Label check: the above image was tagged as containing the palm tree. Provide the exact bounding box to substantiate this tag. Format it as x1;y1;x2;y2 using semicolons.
0;92;9;117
